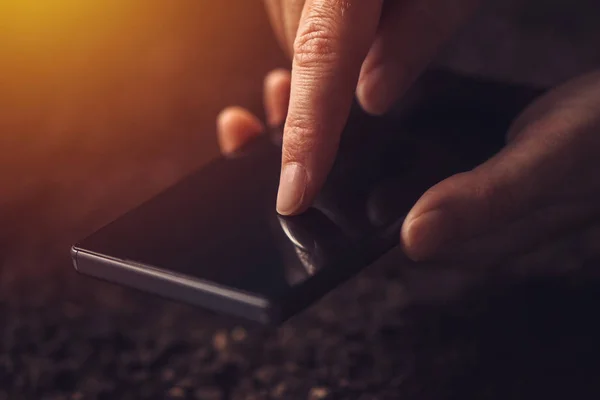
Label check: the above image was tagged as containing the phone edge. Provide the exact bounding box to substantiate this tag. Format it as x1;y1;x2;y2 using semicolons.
71;245;277;324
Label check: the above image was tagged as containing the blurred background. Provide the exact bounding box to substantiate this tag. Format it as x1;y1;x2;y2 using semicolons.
1;0;600;398
0;1;285;282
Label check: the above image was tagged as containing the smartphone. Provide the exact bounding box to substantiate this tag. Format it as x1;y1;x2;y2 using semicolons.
71;70;543;324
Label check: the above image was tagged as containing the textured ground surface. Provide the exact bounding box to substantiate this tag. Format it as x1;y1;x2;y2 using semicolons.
1;0;600;398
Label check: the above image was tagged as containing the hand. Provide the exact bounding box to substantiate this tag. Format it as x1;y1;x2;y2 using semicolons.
403;70;600;272
217;69;600;276
217;69;291;155
263;0;481;215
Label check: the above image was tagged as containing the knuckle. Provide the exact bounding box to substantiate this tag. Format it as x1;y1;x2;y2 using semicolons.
293;18;339;68
282;118;319;162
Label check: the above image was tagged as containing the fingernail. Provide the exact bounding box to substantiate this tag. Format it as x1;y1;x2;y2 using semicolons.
357;65;396;116
276;163;307;215
401;209;452;261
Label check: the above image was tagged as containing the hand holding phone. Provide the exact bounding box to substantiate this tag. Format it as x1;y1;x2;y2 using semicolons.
72;70;543;324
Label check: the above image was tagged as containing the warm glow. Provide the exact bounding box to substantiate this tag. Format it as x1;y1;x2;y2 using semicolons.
2;1;93;32
0;1;139;53
0;1;140;55
0;1;279;277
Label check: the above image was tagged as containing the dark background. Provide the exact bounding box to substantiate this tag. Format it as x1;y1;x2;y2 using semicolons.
1;0;600;398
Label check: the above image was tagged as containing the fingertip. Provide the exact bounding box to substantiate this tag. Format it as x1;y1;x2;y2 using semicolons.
276;162;308;216
264;69;292;127
356;81;387;116
276;203;310;217
216;107;264;155
357;63;403;116
400;177;465;261
265;68;292;85
401;209;449;261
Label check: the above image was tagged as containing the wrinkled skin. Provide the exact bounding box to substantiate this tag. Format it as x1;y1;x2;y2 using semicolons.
262;0;482;216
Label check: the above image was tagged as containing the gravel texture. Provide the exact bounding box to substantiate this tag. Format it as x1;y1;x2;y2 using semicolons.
2;257;600;399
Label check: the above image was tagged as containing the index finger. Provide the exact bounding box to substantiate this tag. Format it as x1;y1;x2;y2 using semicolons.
276;0;383;215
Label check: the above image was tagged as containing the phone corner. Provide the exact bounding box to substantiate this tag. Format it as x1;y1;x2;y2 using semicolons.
70;245;80;271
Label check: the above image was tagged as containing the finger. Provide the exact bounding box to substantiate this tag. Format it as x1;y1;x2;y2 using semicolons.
216;107;264;155
401;72;600;261
439;200;600;266
401;126;584;261
277;0;384;215
506;70;600;143
357;0;480;115
263;69;292;127
264;0;289;55
282;0;306;57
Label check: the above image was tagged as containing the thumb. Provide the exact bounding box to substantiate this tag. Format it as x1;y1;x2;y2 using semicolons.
401;71;600;262
400;132;573;262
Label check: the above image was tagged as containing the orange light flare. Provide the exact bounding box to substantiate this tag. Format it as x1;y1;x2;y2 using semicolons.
0;1;205;274
0;1;280;278
1;1;163;152
0;1;259;170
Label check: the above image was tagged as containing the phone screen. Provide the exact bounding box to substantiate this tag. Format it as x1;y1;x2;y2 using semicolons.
73;71;542;322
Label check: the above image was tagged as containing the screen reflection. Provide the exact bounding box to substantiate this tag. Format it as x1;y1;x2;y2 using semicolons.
269;113;463;290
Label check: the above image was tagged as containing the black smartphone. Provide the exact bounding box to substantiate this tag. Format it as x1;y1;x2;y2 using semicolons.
71;70;543;324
